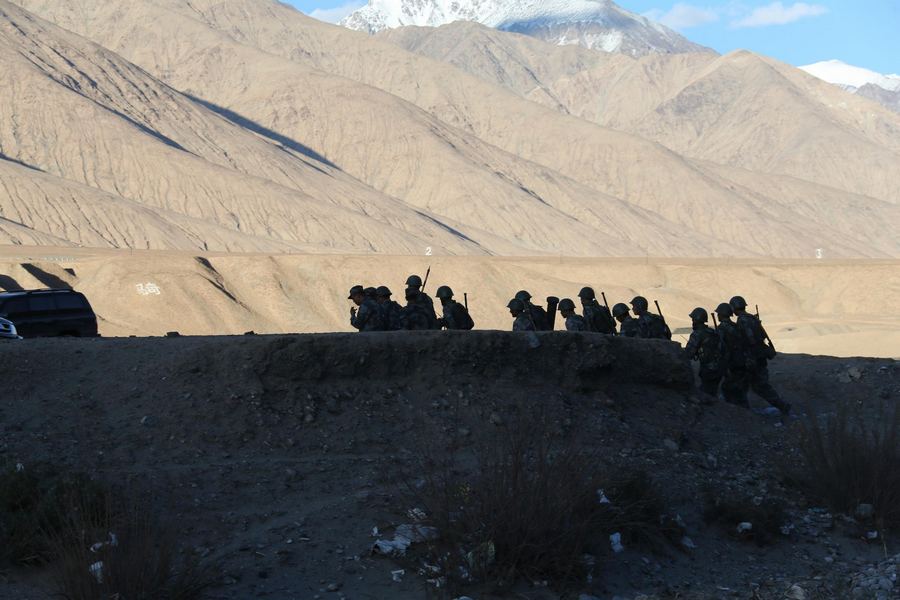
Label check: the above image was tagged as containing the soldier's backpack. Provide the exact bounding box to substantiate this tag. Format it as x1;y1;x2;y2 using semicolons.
457;304;475;331
642;313;671;340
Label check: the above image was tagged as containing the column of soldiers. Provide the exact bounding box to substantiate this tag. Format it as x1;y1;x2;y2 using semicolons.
348;275;787;416
348;275;474;332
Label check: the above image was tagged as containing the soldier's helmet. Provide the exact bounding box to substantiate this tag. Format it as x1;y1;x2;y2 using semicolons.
364;287;377;297
630;296;649;311
507;298;525;312
715;303;734;318
376;286;392;298
436;285;454;300
729;296;748;311
612;303;630;318
578;287;596;300
406;274;423;288
689;307;709;323
515;290;532;302
348;285;365;299
558;298;576;312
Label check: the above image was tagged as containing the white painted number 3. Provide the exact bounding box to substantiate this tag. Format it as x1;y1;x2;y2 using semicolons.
425;247;433;256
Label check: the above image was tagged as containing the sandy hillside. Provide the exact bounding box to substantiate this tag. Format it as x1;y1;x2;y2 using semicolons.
379;20;900;206
0;247;897;358
7;0;898;258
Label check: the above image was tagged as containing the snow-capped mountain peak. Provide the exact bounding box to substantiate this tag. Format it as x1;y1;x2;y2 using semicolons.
340;0;710;56
800;60;900;93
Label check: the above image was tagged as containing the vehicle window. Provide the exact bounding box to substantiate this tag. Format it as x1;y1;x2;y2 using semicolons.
1;297;29;316
55;294;88;310
28;296;56;312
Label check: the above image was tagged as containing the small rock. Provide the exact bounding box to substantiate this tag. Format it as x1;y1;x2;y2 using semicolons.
663;438;680;452
848;367;863;380
326;582;342;592
681;536;697;550
140;416;155;427
737;522;753;534
786;584;807;600
165;331;180;338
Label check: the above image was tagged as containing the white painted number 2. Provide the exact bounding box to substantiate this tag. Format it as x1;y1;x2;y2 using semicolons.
425;247;433;256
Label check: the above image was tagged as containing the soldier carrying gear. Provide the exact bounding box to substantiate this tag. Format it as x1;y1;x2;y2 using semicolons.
558;298;586;332
715;302;750;407
612;302;639;337
400;287;434;330
730;296;791;416
375;286;402;331
631;296;672;340
405;274;439;329
578;287;616;334
436;285;475;330
349;285;385;332
684;307;724;397
515;290;549;331
508;298;535;332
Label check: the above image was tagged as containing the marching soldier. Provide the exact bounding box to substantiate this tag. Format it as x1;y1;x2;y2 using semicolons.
558;298;586;332
578;287;616;334
349;285;384;332
612;303;639;337
507;298;535;332
631;296;672;340
436;286;475;330
515;290;549;331
684;307;724;397
405;274;439;328
375;286;402;331
401;287;434;330
731;296;791;416
715;302;749;407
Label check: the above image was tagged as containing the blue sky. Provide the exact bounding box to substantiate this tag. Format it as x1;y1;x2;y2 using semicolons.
284;0;898;74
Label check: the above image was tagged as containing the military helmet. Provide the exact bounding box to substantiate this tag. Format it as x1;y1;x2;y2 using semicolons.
406;274;423;288
689;307;708;323
436;285;454;299
729;296;748;311
630;296;649;311
507;298;525;312
715;303;734;318
578;286;596;300
348;285;365;299
558;298;576;311
612;303;630;318
364;287;377;297
376;286;392;298
515;290;532;302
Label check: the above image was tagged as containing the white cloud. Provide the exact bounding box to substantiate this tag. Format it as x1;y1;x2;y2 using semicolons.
309;0;365;23
731;2;828;28
645;3;720;30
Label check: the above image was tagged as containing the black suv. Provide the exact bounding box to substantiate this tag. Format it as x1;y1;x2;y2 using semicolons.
0;289;98;338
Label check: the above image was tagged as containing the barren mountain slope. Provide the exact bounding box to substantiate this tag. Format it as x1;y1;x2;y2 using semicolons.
0;1;500;255
17;0;898;258
378;21;900;206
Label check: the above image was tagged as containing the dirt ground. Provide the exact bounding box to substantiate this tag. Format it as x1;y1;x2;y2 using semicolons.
0;332;897;600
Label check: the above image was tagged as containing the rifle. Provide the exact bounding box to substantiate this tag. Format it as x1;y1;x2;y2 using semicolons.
601;291;610;312
421;266;431;293
655;300;673;340
464;293;469;312
756;304;777;353
711;312;719;330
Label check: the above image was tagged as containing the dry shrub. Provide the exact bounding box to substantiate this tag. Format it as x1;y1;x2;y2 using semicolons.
796;401;900;529
49;490;214;600
604;471;683;551
408;413;676;592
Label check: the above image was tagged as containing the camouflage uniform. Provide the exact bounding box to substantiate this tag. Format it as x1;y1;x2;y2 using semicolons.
736;313;790;414
684;325;724;396
618;316;640;338
379;300;403;331
401;303;434;331
582;300;616;334
717;319;750;406
351;298;384;332
408;289;439;329
565;314;587;332
637;313;672;340
513;313;535;332
441;300;474;330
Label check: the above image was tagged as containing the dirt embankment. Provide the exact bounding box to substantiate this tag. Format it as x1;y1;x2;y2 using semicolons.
0;333;897;600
